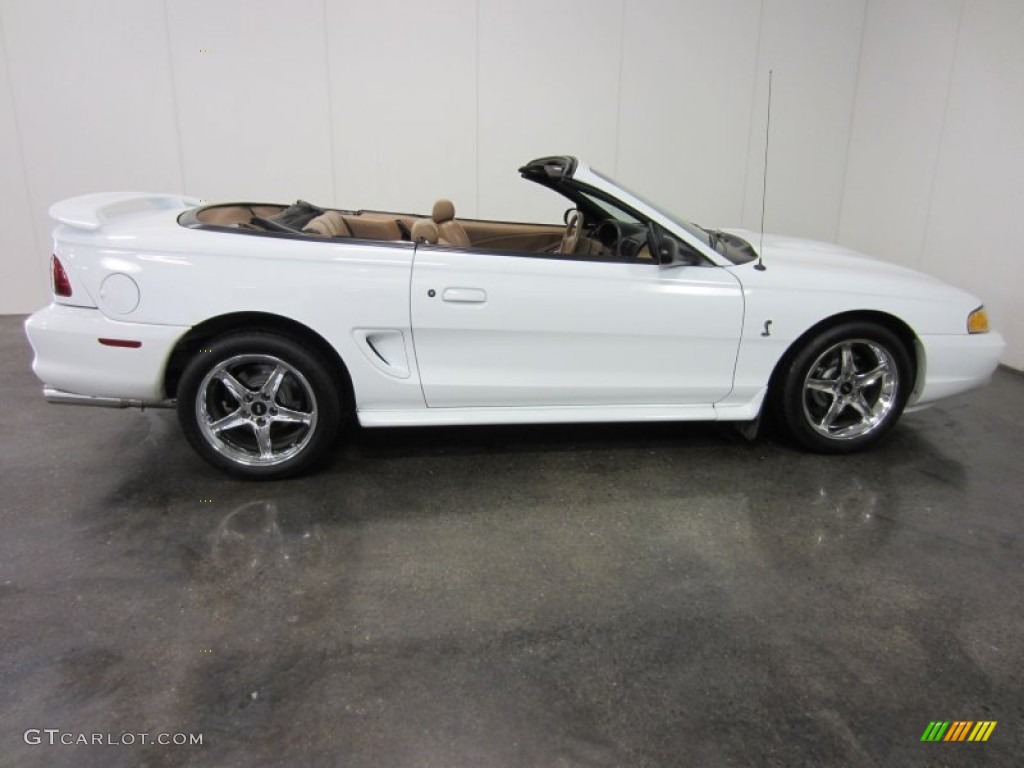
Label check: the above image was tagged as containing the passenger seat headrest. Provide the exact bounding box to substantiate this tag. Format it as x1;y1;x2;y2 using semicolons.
432;199;455;223
411;219;440;244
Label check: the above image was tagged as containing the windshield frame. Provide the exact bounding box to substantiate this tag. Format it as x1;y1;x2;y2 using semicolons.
518;156;733;266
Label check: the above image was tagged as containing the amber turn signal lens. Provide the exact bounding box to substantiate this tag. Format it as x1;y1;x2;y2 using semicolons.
967;307;990;334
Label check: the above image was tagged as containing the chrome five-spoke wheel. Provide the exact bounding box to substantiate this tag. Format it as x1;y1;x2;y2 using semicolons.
178;332;341;478
779;322;912;453
802;340;897;440
197;354;318;467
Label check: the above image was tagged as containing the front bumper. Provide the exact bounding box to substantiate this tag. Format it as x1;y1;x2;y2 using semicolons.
24;304;188;403
911;331;1006;408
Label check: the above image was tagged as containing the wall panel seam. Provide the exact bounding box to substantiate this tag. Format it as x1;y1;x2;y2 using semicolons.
474;0;481;217
322;0;337;204
612;0;626;176
918;0;966;271
160;0;187;193
834;0;870;244
0;5;45;294
739;0;766;228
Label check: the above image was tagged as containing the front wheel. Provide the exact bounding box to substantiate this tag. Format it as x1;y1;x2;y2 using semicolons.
177;332;341;478
777;322;913;453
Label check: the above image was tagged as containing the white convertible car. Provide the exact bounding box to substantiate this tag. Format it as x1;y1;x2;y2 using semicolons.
25;156;1004;477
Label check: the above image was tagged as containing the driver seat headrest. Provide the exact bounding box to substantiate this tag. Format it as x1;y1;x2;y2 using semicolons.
432;199;456;223
430;199;470;247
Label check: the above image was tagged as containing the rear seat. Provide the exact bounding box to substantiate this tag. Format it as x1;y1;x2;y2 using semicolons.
341;215;403;241
303;211;351;237
303;211;414;242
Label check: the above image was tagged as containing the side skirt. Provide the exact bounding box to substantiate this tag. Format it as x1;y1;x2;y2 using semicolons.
356;402;765;428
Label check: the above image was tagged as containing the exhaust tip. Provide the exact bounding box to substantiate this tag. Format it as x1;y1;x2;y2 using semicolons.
42;386;174;409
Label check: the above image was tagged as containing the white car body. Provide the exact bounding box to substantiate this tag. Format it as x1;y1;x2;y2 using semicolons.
24;157;1004;474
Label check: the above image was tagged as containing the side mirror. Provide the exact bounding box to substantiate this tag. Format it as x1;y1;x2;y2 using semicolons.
657;238;682;265
649;223;699;266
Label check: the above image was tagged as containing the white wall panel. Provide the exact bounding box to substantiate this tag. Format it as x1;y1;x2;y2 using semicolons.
837;0;962;269
1;0;182;283
0;18;43;312
166;0;333;204
920;0;1024;369
0;0;1019;370
477;0;622;223
617;0;761;230
326;0;477;215
741;0;866;241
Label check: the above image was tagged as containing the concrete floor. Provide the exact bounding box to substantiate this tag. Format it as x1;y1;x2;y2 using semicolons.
1;315;1022;767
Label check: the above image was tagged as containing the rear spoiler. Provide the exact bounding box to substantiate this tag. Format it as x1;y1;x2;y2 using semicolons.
49;192;201;231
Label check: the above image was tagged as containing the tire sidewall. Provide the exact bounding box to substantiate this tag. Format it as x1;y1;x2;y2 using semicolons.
779;322;913;454
176;332;340;478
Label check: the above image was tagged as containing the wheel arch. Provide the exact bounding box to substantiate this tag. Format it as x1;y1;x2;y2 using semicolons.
163;311;355;411
766;310;923;406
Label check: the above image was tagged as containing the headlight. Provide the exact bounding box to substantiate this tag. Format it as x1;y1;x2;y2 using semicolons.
967;307;990;334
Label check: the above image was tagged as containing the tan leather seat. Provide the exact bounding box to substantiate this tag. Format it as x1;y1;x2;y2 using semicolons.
303;211;352;237
342;215;403;241
411;219;441;244
431;199;471;247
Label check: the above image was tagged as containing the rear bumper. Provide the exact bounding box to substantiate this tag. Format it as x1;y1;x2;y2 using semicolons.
912;331;1005;408
24;304;188;403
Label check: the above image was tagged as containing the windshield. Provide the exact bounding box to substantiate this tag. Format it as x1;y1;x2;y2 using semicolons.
576;191;640;224
591;169;711;246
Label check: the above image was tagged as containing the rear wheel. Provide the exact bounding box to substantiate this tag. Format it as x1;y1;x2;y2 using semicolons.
177;332;340;478
777;322;913;453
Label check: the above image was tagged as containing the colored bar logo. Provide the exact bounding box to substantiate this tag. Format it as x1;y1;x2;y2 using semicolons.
921;721;997;742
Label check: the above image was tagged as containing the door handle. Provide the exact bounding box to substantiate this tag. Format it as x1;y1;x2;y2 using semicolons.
442;287;487;303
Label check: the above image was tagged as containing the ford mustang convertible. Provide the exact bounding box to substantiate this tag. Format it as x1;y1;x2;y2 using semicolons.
25;156;1005;478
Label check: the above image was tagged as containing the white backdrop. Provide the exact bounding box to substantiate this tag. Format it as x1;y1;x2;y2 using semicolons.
1;0;1021;368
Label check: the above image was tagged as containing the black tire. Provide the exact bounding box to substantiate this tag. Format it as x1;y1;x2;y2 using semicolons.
176;332;341;478
776;321;913;454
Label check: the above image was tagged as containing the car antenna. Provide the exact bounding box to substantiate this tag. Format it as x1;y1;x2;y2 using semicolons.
755;69;773;272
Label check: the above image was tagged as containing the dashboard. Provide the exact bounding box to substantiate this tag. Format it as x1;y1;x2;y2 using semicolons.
594;219;650;261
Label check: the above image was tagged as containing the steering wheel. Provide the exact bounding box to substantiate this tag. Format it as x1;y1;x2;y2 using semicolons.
560;209;584;254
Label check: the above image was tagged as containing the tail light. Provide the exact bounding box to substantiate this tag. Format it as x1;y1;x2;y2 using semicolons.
52;254;72;297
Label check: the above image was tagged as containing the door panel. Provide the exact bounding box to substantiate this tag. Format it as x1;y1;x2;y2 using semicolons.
410;248;744;408
459;220;564;252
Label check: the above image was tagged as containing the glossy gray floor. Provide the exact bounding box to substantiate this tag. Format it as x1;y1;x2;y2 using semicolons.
1;315;1021;767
